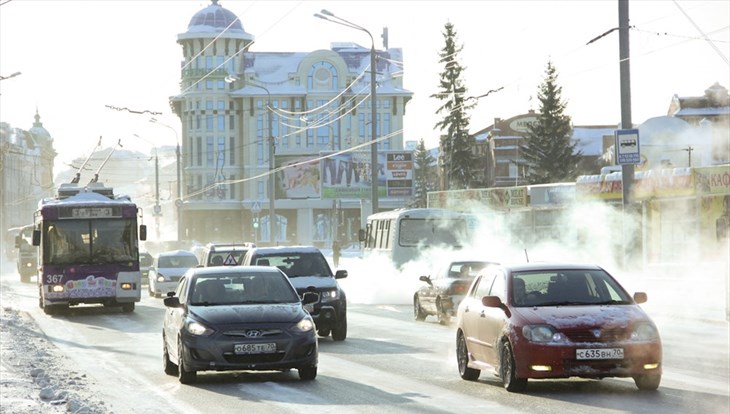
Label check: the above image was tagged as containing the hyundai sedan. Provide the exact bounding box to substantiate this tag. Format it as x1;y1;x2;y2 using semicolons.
162;266;319;384
455;263;662;392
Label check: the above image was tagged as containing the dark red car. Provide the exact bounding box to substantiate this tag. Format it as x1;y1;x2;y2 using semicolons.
455;263;662;392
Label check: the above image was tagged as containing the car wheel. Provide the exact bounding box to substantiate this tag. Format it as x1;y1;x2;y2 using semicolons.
163;334;178;376
456;331;480;381
20;274;30;283
298;365;317;380
500;340;527;392
121;302;134;313
177;338;196;384
413;297;426;321
633;374;661;391
332;318;347;341
317;329;331;337
436;298;451;325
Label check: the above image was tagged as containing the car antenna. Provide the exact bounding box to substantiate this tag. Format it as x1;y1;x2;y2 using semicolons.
524;249;530;263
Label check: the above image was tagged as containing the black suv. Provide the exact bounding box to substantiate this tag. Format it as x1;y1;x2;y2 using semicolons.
241;246;348;341
198;242;256;267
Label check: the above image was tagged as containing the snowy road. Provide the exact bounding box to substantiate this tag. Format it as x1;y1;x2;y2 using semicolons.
1;256;729;414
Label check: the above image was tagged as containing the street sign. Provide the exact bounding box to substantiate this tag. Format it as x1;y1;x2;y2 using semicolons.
615;128;641;165
251;201;261;214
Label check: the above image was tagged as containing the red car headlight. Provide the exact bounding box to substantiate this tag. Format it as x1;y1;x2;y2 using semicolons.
522;325;566;343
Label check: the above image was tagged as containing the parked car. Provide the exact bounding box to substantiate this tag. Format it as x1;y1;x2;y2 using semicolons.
197;242;256;267
241;246;348;341
455;263;662;392
414;260;495;324
139;250;154;283
148;250;199;298
162;265;319;384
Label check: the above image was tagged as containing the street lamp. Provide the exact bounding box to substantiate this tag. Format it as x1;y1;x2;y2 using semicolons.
134;134;161;240
149;117;182;241
315;9;379;214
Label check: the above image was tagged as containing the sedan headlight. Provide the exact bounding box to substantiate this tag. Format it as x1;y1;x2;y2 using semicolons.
320;289;339;302
186;320;215;336
156;274;166;283
292;317;315;333
522;324;566;343
630;323;659;341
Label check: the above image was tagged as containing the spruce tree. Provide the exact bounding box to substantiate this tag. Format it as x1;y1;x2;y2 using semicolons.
520;60;582;184
431;22;477;190
411;138;438;208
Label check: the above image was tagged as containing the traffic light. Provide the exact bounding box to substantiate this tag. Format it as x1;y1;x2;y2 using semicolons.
253;216;259;229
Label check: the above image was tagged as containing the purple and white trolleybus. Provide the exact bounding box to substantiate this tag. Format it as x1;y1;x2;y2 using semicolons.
32;181;147;314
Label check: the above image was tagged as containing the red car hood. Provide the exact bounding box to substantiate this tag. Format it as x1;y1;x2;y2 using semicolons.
513;304;653;329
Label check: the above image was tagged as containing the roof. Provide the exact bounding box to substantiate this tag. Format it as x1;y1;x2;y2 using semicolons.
158;250;197;257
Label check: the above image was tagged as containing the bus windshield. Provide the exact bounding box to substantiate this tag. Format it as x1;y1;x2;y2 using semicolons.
44;219;137;265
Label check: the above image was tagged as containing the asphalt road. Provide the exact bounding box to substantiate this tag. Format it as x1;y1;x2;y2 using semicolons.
2;255;729;414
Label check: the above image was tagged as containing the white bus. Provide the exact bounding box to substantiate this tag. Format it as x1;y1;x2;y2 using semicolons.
359;208;475;269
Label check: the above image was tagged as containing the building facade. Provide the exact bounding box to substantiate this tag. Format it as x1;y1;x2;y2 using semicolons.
0;111;56;259
170;1;413;247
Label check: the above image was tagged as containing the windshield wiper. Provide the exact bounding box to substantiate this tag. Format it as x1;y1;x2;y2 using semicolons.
540;301;594;306
591;299;632;305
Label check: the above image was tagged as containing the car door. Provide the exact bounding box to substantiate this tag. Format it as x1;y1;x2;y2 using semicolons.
419;264;446;314
477;269;508;366
460;271;496;363
164;276;189;361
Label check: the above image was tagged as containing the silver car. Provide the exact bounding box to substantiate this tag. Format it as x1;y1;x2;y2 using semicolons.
148;250;198;298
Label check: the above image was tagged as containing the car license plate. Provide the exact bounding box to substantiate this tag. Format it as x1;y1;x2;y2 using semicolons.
234;343;276;354
576;348;624;360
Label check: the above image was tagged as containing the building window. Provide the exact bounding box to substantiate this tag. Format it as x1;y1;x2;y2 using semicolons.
217;115;225;131
206;80;213;90
229;136;235;165
206;137;214;167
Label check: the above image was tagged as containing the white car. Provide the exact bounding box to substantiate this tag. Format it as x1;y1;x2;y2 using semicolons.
148;250;199;298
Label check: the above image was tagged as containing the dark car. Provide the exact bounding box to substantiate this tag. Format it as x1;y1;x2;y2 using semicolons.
414;260;495;324
139;250;153;282
241;246;348;341
162;265;319;384
455;263;662;392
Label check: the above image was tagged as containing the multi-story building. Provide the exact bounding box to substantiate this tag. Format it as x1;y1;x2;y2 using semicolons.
0;111;56;259
170;1;413;247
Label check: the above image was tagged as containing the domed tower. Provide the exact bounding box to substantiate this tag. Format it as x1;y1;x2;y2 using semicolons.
172;1;254;241
27;109;57;198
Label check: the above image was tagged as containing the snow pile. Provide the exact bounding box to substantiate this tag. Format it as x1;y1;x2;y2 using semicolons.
0;305;111;414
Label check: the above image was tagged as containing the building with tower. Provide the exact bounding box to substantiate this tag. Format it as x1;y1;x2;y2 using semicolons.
170;1;412;246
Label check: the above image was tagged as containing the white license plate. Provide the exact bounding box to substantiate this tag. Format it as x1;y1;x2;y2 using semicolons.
234;343;276;355
576;348;624;360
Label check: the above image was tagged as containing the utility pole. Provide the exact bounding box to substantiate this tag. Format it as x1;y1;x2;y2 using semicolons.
619;0;638;266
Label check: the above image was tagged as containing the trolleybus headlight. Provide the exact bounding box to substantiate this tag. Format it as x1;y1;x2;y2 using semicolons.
52;285;64;293
120;282;133;290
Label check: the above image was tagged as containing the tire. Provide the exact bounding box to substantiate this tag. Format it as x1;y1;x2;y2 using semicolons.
331;318;347;341
20;274;31;283
317;329;331;337
500;340;527;392
163;334;178;376
436;298;451;325
414;297;426;321
121;302;135;313
456;331;480;381
633;374;661;391
177;338;196;384
298;365;317;380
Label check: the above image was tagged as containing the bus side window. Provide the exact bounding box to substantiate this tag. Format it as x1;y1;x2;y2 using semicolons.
32;230;41;246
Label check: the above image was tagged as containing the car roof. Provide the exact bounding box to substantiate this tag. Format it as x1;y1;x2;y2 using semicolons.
206;242;255;251
496;262;604;272
189;265;282;277
157;250;197;257
248;245;322;255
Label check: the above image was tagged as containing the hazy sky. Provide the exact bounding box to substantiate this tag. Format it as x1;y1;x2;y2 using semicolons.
1;0;728;173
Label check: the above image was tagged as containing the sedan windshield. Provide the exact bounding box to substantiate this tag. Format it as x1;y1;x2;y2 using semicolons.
511;269;633;307
190;272;300;305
